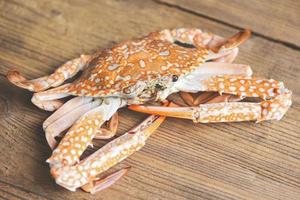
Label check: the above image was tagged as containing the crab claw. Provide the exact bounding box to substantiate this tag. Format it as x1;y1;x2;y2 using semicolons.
47;96;166;192
81;167;131;194
129;76;292;123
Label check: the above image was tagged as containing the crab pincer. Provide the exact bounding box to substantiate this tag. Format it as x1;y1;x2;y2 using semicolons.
129;76;292;123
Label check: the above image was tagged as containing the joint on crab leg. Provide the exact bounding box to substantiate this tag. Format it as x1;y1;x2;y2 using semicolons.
44;97;102;149
43;97;94;129
46;109;118;150
30;84;71;111
7;55;92;92
213;48;239;63
31;94;64;111
95;113;119;140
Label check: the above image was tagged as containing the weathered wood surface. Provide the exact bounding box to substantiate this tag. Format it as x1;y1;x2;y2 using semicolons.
157;0;300;48
0;0;299;199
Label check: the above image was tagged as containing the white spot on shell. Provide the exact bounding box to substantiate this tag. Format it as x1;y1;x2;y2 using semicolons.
71;149;76;155
159;51;170;56
218;82;225;89
139;60;146;68
239;86;245;91
229;86;236;91
95;78;100;83
108;64;119;71
116;75;131;81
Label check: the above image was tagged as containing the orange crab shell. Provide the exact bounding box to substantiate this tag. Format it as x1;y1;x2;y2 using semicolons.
66;32;208;97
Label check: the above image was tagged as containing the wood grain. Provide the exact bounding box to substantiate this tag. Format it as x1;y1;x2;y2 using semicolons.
157;0;300;48
0;0;300;199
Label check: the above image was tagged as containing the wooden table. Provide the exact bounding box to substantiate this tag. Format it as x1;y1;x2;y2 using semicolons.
0;1;299;199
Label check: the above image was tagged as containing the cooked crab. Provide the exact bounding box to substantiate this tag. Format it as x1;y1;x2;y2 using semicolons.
7;28;291;193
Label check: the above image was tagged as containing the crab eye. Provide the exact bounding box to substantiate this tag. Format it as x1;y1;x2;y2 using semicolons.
155;84;163;89
172;75;178;82
123;86;132;94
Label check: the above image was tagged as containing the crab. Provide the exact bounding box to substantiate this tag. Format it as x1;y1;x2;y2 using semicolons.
7;28;292;193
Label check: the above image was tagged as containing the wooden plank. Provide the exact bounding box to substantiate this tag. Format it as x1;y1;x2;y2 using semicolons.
0;180;48;200
0;0;299;199
157;0;300;47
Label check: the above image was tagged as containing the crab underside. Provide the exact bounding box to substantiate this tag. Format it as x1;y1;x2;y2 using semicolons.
7;28;291;193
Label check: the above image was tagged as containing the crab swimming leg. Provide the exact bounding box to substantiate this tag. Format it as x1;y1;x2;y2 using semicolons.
47;97;165;192
129;76;292;123
158;28;250;62
7;54;92;92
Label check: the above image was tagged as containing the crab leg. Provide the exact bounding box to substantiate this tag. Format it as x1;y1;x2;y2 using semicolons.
213;48;239;63
160;28;250;59
47;96;165;191
43;97;94;129
7;55;92;92
176;62;252;93
30;84;71;111
179;92;241;106
129;76;292;122
44;98;102;149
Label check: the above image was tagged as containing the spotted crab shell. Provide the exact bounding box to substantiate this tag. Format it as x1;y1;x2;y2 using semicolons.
66;32;208;101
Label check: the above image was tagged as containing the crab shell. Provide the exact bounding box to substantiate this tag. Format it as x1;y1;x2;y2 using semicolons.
64;32;208;103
